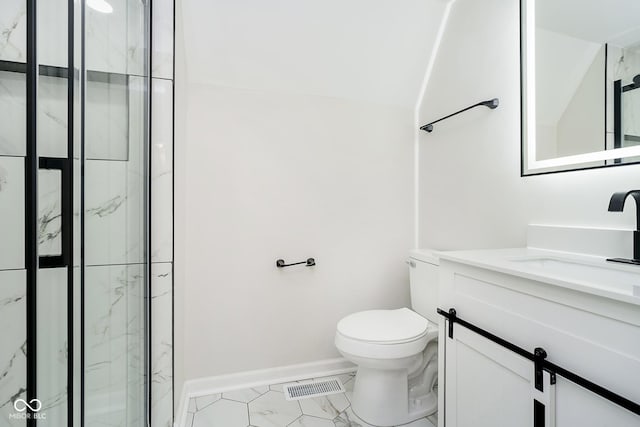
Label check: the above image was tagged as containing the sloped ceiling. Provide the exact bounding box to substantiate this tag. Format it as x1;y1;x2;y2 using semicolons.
537;0;640;47
180;0;450;109
535;29;602;127
534;0;640;125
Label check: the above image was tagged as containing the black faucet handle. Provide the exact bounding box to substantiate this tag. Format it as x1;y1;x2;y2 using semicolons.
608;190;640;213
607;190;640;263
608;190;640;231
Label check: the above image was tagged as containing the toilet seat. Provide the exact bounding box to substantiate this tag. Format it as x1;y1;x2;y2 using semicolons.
335;308;436;359
337;308;429;344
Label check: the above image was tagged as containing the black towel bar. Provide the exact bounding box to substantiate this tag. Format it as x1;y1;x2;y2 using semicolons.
276;258;316;268
421;98;499;132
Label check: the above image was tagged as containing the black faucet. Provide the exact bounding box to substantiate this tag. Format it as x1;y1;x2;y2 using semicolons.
607;190;640;265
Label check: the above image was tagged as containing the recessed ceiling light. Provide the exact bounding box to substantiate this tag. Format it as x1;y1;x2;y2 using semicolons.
87;0;113;14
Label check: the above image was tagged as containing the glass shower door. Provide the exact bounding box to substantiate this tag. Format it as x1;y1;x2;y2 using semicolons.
36;0;75;424
0;0;150;425
83;0;150;425
0;0;29;425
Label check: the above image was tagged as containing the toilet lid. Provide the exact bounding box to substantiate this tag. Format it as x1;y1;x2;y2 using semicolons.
337;308;429;344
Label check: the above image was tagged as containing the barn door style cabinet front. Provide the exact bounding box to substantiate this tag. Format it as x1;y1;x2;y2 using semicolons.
436;253;640;427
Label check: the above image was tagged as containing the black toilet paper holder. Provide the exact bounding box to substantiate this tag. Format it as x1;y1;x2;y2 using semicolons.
276;258;316;268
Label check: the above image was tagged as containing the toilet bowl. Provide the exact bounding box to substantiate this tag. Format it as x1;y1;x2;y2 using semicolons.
334;250;440;426
335;308;438;426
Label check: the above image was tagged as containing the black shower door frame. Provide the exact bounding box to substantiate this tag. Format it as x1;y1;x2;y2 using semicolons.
17;0;153;426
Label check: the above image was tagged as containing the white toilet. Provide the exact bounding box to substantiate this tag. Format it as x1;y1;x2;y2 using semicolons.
335;251;439;426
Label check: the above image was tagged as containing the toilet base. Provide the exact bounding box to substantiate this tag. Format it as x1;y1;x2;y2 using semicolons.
350;365;437;427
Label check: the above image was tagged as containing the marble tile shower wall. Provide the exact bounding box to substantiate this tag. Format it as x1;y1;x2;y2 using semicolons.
0;10;29;390
0;0;174;426
150;5;175;419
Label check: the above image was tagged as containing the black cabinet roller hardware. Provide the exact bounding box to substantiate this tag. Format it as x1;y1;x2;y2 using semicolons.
276;258;316;268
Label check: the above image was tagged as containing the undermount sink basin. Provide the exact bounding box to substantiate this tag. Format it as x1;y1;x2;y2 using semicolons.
508;256;640;297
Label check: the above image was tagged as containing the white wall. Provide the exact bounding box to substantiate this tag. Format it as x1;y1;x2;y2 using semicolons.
173;0;450;389
179;0;449;109
172;0;454;394
418;0;639;253
178;84;414;381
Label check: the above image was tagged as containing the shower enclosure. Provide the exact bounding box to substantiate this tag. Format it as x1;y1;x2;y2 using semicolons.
0;0;173;425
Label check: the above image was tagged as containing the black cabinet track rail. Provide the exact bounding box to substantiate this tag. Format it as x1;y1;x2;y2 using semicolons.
438;308;640;418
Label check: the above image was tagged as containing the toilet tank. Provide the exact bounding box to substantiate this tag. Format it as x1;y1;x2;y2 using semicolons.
409;249;440;325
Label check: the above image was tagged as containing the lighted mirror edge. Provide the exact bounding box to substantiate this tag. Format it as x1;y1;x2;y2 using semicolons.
529;145;640;169
520;0;640;174
524;0;536;168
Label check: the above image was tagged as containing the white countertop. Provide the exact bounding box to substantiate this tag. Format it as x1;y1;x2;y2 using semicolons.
409;248;440;265
437;247;640;306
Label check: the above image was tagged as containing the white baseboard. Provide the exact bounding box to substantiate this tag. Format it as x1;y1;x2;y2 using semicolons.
174;357;356;427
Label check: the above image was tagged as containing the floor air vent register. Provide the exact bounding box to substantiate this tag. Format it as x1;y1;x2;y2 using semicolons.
283;377;346;401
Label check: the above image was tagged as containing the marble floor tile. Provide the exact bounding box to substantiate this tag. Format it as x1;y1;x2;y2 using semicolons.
195;393;221;411
223;386;269;403
342;376;354;404
333;407;375;427
248;391;302;426
187;397;197;413
185;371;437;427
299;393;350;420
401;418;436;427
193;398;249;427
289;415;335;427
185;412;194;427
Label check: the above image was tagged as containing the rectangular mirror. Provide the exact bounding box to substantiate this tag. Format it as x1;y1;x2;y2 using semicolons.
521;0;640;175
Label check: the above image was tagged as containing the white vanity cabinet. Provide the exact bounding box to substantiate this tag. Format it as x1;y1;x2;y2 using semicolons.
441;320;555;427
436;255;640;427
